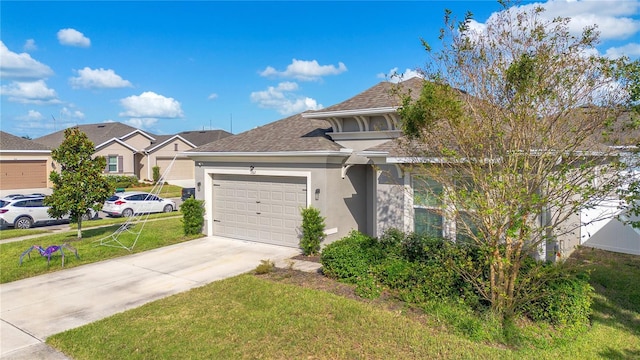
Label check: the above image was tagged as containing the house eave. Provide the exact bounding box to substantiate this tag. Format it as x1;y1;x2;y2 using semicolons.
185;150;350;158
302;107;398;119
0;150;51;154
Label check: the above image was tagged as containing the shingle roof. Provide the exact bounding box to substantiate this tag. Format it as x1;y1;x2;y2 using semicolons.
0;131;51;151
33;122;153;149
307;77;424;113
192;79;426;153
191;113;341;153
176;130;233;146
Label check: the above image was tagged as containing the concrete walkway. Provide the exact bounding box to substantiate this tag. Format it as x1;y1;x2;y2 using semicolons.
0;236;320;359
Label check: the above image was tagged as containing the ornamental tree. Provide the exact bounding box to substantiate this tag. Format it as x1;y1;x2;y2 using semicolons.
396;1;638;318
44;127;114;239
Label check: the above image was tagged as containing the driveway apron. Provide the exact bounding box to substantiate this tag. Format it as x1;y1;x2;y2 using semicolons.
0;236;299;359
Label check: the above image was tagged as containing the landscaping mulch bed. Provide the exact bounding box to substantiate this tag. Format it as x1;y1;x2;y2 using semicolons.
290;254;321;263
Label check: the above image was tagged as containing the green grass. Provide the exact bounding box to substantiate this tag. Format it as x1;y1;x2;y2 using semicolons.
125;184;182;198
47;247;640;359
72;211;181;229
0;217;203;283
0;228;50;240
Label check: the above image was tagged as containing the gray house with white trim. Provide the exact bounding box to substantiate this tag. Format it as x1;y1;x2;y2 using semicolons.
186;78;423;248
187;78;639;258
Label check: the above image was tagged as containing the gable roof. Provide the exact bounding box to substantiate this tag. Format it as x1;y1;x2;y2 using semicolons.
189;113;341;153
33;122;155;149
145;130;233;153
307;77;424;114
177;130;233;146
0;131;51;152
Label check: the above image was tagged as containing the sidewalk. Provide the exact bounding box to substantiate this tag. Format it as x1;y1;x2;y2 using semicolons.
0;236;320;359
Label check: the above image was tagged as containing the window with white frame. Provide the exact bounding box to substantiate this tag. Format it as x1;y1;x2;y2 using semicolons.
413;175;481;241
412;176;444;238
107;155;118;172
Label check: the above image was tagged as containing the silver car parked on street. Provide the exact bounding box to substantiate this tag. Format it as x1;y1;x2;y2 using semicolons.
102;191;175;217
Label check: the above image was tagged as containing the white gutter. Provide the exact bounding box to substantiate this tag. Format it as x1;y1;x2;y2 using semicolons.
0;150;51;153
184;150;350;158
302;107;398;118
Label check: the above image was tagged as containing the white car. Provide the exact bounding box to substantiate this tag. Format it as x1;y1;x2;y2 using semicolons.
0;196;97;229
102;191;176;217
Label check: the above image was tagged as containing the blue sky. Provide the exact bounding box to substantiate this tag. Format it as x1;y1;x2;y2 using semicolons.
1;1;639;139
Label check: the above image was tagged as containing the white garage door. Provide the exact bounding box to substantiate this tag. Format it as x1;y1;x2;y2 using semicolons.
156;158;194;181
212;174;307;247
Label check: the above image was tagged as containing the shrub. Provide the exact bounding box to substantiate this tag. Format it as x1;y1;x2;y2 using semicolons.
254;259;275;274
522;270;593;329
320;231;377;283
180;198;205;235
106;175;138;189
355;273;382;299
299;206;326;255
152;166;161;184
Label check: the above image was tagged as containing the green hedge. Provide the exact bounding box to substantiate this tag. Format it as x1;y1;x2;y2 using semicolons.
320;228;592;330
520;270;593;329
105;175;138;189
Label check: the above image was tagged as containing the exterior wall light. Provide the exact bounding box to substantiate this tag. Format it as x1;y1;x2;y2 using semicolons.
197;181;201;191
315;188;320;200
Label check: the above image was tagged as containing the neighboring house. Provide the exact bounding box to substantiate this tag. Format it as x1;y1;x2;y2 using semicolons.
187;78;640;258
0;131;53;191
33;123;231;185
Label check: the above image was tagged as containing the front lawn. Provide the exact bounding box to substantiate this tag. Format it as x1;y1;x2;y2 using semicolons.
125;184;182;198
72;211;180;229
0;217;203;283
47;247;640;359
0;228;50;240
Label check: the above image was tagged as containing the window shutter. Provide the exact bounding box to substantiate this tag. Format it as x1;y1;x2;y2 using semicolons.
118;156;123;173
104;156;109;173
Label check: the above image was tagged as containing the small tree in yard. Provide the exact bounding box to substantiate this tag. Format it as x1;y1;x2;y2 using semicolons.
152;166;161;184
396;1;638;320
44;127;114;239
181;198;205;235
300;206;326;256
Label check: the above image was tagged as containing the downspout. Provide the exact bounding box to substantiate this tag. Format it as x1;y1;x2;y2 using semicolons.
145;151;151;181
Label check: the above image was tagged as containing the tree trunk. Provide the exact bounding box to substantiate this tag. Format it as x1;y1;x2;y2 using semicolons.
77;219;83;239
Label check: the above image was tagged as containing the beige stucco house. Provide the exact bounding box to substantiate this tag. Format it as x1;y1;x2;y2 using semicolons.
0;131;53;191
34;123;231;186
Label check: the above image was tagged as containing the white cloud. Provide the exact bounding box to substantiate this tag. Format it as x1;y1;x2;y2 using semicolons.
119;91;184;118
23;39;37;52
124;118;158;130
605;43;640;58
60;107;85;119
0;41;53;80
57;28;91;47
0;80;60;104
208;93;218;100
69;67;132;89
250;82;323;115
377;67;424;83
260;59;347;81
539;0;640;40
17;110;44;121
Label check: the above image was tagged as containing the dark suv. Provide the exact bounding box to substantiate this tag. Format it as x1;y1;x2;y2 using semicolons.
181;187;196;201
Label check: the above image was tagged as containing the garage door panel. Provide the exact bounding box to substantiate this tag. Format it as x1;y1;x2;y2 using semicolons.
212;174;307;247
0;160;47;190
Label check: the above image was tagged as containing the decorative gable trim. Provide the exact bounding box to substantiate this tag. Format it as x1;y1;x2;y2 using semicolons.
95;138;139;152
146;135;196;153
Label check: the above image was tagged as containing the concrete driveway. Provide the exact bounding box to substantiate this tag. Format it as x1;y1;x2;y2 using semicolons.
0;236;301;359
